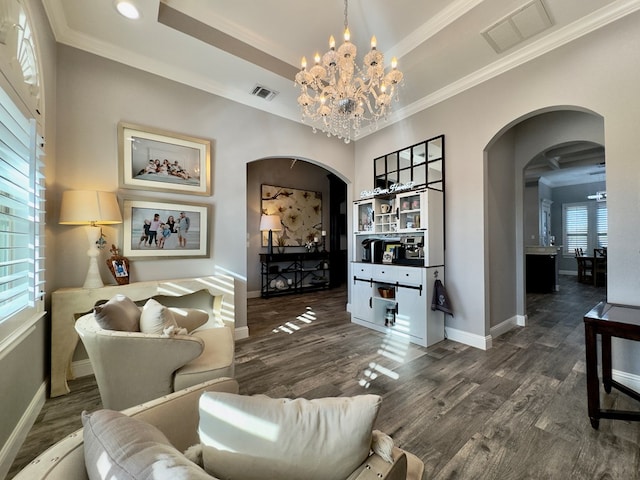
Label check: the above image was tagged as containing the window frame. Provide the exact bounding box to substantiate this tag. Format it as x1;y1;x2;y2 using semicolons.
563;200;607;256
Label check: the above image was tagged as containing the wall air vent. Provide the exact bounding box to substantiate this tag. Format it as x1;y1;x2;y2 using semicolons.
251;85;278;101
481;0;553;54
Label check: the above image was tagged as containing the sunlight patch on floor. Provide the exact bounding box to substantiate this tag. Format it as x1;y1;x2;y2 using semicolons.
358;315;411;388
272;306;316;334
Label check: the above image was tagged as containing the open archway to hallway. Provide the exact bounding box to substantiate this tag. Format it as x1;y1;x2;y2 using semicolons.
484;107;604;338
246;157;348;299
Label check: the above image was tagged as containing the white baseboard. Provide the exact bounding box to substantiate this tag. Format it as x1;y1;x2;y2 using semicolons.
445;326;492;350
72;358;94;378
559;270;578;276
490;315;526;339
0;381;47;479
247;290;261;299
612;369;640;392
234;326;249;340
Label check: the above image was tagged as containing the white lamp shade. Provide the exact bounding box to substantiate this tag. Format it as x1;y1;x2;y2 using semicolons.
259;214;282;231
59;190;122;225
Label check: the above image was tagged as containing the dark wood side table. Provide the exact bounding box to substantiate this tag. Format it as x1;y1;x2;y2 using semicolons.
584;301;640;429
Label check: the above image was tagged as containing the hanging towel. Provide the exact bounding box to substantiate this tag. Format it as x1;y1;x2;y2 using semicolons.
431;279;454;316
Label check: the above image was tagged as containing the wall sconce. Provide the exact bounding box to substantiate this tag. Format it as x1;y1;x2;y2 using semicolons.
59;190;122;288
259;214;282;255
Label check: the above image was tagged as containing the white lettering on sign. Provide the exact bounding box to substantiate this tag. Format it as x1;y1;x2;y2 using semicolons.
360;181;415;198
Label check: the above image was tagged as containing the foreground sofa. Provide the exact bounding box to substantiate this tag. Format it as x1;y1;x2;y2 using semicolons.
14;378;424;480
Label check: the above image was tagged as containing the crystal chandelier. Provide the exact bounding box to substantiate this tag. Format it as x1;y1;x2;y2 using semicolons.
294;0;404;144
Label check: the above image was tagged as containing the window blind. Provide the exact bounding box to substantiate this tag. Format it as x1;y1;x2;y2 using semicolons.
563;203;588;254
596;202;608;248
0;84;44;323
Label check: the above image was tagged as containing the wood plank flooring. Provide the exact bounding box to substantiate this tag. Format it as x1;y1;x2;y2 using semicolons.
9;275;640;479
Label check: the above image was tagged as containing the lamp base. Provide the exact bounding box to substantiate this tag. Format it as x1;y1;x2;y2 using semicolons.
83;226;104;289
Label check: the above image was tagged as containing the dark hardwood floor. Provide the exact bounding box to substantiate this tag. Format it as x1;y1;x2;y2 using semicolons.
9;275;640;479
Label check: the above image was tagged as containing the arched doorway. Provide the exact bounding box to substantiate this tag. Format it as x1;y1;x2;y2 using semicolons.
484;108;604;335
246;157;348;299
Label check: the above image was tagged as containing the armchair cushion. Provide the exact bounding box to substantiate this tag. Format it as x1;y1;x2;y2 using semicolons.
139;298;178;334
93;294;140;331
169;307;209;332
82;409;214;480
198;392;381;480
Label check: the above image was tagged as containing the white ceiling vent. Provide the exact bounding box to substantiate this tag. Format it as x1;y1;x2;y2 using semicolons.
251;85;278;101
481;0;553;54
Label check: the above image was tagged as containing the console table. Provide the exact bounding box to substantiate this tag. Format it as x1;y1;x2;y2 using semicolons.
584;301;640;429
50;275;235;397
260;252;330;298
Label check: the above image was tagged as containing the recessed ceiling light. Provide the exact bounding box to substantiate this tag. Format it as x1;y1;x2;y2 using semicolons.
115;1;140;20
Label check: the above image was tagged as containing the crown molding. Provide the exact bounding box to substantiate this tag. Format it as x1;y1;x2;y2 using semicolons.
385;0;640;130
43;0;640;142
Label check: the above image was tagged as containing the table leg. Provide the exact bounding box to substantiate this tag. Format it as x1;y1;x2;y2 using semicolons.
584;324;600;429
602;333;612;393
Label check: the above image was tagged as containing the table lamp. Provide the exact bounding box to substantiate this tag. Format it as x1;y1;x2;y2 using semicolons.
260;214;282;255
59;190;122;288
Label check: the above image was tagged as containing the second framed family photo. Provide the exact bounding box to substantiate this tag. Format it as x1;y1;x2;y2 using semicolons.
118;122;211;196
122;199;209;258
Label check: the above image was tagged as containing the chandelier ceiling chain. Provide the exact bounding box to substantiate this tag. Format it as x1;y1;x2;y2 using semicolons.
294;0;404;144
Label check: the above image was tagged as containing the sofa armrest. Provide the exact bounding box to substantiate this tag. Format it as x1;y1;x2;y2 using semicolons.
13;378;240;480
124;376;240;451
347;448;408;480
76;324;205;410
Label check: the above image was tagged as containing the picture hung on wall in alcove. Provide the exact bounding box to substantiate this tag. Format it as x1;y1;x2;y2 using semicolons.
261;184;322;249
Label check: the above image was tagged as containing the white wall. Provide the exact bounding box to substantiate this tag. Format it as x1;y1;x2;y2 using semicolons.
486;129;516;330
53;46;354;335
354;11;640;348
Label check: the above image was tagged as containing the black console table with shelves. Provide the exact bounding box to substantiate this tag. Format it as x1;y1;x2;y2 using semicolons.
260;252;330;298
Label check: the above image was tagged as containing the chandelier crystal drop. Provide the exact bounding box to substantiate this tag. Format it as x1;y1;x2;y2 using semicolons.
294;0;404;144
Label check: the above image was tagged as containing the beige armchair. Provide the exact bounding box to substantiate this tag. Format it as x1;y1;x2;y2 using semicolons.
75;312;234;411
14;378;424;480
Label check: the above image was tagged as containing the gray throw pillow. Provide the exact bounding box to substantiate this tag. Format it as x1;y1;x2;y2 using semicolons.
82;409;215;480
93;294;140;331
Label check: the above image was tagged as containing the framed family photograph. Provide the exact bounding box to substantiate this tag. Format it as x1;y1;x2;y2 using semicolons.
122;199;209;258
118;122;211;195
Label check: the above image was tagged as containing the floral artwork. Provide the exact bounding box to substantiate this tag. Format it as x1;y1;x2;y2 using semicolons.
261;184;322;248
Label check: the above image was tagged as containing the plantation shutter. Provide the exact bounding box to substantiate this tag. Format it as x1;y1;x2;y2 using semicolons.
0;84;44;323
563;203;588;254
596;202;608;248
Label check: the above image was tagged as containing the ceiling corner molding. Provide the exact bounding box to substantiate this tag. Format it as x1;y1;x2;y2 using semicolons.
41;0;70;42
392;0;640;126
390;0;485;59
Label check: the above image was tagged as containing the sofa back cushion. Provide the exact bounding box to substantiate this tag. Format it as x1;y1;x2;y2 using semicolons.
93;294;140;331
198;392;381;480
82;409;214;480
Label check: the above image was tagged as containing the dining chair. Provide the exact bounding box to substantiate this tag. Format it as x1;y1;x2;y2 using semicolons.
593;248;607;286
575;249;593;284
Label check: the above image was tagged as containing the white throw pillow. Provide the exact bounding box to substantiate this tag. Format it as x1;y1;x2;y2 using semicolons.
139;298;178;334
82;409;215;480
198;392;381;480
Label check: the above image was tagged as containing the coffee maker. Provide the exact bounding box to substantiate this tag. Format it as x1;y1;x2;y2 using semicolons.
398;236;424;265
